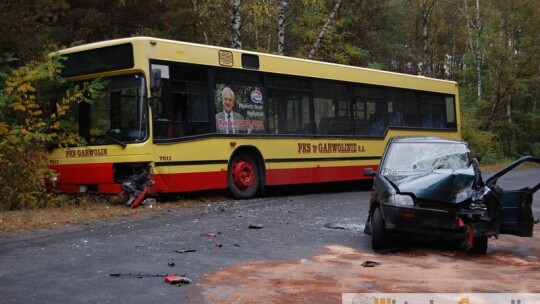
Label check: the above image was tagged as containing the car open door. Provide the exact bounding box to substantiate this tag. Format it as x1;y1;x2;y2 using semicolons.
485;156;540;237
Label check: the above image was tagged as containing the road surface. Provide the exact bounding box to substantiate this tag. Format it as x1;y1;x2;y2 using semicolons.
0;168;538;303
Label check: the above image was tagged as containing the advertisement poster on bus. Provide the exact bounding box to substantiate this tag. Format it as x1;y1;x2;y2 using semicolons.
215;84;265;134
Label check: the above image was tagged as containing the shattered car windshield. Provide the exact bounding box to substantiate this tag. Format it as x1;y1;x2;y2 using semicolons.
381;141;470;175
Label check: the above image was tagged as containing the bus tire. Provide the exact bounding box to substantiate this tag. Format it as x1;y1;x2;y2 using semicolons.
228;153;259;199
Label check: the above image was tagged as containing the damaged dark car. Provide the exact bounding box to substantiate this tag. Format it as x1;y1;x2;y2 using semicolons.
363;136;540;254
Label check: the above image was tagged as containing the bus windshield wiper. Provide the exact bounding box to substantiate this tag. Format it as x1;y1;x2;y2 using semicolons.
104;132;127;148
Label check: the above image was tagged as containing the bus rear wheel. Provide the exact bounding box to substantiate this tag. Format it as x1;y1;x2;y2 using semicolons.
228;153;259;199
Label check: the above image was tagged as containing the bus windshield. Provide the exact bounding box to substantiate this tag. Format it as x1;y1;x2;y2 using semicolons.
64;74;148;146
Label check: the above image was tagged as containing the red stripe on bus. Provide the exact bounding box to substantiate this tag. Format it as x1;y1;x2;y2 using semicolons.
49;163;114;183
51;183;123;194
154;165;375;192
49;164;375;194
152;171;228;193
265;165;375;185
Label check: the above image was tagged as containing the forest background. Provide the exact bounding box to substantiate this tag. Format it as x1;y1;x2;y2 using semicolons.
0;0;539;210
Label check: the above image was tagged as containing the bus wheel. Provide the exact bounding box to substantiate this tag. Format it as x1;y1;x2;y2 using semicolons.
228;153;259;199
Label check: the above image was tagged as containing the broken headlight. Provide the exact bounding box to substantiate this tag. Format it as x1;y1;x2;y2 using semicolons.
469;201;487;210
469;187;489;210
455;188;473;203
388;194;414;206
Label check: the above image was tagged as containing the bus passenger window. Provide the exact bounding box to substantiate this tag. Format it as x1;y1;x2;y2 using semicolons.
369;112;387;136
268;91;309;135
388;112;403;126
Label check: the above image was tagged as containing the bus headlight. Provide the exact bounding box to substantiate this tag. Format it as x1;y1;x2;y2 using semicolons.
388;194;414;206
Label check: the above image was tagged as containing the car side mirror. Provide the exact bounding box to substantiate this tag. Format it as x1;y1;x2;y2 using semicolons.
364;167;377;177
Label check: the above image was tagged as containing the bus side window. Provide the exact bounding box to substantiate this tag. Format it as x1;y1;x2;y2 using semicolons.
318;117;331;135
369;112;387;136
388;112;403;126
421;114;433;127
421;113;446;128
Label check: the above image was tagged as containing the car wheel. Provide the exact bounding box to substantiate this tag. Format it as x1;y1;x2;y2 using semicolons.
228;153;259;199
469;236;488;254
371;207;386;250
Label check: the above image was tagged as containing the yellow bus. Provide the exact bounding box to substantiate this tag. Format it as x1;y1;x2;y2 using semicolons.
47;37;460;201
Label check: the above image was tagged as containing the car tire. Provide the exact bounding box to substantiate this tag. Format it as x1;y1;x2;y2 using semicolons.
371;207;386;250
228;153;259;199
469;236;488;254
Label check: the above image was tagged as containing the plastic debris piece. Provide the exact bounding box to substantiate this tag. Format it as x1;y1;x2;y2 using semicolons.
110;272;185;278
361;261;381;267
248;224;265;229
175;249;196;254
143;198;156;208
164;275;191;285
324;222;346;230
202;232;217;238
168;262;175;267
130;186;150;208
215;243;222;248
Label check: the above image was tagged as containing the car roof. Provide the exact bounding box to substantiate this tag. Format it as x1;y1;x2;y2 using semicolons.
390;136;464;144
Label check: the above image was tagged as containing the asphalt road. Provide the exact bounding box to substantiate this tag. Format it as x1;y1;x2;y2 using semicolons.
0;168;538;303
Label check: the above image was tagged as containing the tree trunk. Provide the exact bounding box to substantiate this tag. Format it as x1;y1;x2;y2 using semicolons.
420;0;435;76
277;0;285;55
308;0;342;59
464;0;483;100
230;0;242;49
192;0;209;45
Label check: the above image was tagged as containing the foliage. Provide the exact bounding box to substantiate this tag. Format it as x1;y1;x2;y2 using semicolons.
0;55;101;210
0;0;538;209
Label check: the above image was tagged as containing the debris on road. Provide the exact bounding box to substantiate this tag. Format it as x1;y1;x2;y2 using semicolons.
248;224;265;229
164;275;191;285
175;249;197;254
142;198;156;209
122;171;154;208
324;222;347;230
110;272;185;278
202;232;218;238
361;261;381;267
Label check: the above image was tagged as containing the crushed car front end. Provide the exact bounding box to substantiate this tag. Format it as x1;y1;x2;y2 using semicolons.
364;137;500;253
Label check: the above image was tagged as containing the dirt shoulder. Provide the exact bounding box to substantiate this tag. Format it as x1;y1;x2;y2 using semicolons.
197;227;540;303
0;195;221;234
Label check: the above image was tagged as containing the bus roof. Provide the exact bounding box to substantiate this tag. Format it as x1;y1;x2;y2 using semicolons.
55;36;458;94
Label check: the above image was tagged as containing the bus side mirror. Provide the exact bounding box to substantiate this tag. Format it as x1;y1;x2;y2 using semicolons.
150;69;162;92
364;168;377;177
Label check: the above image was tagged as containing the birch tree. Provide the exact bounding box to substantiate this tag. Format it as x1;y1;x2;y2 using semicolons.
230;0;243;49
463;0;483;100
308;0;342;59
277;0;286;55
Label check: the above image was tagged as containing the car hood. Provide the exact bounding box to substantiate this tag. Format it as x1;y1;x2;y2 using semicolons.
385;169;476;204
